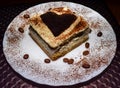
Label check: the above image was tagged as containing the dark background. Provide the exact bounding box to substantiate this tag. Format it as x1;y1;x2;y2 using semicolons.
0;0;120;25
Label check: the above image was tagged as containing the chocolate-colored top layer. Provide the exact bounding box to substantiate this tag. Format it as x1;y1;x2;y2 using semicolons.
40;12;77;36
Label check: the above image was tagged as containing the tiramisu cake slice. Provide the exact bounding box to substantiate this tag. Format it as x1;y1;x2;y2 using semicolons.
29;7;91;60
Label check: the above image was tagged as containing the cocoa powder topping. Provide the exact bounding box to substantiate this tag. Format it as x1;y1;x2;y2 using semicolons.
40;12;77;36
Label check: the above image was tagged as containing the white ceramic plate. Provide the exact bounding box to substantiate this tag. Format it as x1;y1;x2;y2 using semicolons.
3;1;116;86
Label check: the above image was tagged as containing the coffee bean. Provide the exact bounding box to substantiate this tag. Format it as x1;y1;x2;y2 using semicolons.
44;59;51;63
68;59;74;64
23;14;30;19
85;42;90;48
18;27;24;33
63;58;69;63
83;50;89;56
82;61;90;68
48;8;52;10
97;31;102;37
23;54;29;59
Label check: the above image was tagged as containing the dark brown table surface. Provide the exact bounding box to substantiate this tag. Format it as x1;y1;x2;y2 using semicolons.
0;0;120;88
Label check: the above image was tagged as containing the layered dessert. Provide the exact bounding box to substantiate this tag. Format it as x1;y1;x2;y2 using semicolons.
29;7;90;60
